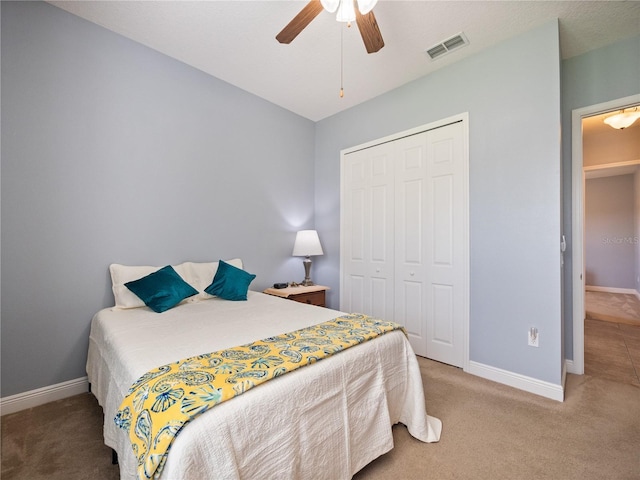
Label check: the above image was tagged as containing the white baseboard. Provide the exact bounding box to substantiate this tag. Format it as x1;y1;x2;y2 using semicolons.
468;361;564;402
0;377;89;416
565;358;582;375
585;285;637;295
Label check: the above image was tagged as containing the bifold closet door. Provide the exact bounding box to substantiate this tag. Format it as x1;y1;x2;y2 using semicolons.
423;122;465;368
394;133;429;357
393;125;465;366
341;141;395;320
341;120;466;368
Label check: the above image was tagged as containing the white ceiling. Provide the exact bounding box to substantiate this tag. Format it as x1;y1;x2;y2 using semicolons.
48;1;640;121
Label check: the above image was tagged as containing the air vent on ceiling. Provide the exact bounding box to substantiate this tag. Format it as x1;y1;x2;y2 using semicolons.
425;32;469;60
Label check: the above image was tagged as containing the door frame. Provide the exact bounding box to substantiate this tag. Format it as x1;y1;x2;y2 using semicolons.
570;94;640;375
339;112;470;371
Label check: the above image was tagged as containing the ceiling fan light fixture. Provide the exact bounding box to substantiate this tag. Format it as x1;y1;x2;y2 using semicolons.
603;108;640;129
336;0;356;22
276;0;384;54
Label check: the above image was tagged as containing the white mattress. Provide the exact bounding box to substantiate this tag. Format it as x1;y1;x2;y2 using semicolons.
87;291;441;479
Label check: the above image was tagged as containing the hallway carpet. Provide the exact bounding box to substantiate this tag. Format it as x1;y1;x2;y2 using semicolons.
585;318;640;386
585;290;640;326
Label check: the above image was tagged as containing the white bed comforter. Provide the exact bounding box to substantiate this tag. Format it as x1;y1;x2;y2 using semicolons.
87;291;441;479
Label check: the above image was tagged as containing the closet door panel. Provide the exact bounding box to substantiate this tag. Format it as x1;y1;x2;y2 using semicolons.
426;122;465;367
394;134;429;356
432;284;454;344
371;277;390;319
399;279;424;343
371;185;389;261
343;157;367;312
346;274;365;314
344;185;366;310
341;143;394;320
403;179;423;262
369;183;392;319
433;175;454;266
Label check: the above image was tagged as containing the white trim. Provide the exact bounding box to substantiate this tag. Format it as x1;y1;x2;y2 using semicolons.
565;358;579;375
584;285;640;305
468;361;564;402
583;159;640;179
583;159;640;173
0;377;89;416
585;285;638;295
461;115;470;373
340;113;467;156
571;94;640;377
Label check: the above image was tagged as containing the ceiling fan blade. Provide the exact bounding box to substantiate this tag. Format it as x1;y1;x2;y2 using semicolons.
276;0;324;44
355;9;384;54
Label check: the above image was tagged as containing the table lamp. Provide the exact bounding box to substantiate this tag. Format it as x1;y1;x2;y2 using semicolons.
292;230;323;286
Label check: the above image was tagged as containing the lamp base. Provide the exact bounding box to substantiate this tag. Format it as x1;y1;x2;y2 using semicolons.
301;257;314;286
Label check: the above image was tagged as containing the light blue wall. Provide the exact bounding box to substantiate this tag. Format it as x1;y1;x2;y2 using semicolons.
561;35;640;359
1;1;316;397
315;21;563;384
585;175;636;289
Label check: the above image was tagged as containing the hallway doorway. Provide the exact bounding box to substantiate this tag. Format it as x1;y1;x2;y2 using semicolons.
571;94;640;375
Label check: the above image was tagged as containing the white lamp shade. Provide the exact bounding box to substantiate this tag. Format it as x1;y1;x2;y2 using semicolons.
604;109;640;129
292;230;324;257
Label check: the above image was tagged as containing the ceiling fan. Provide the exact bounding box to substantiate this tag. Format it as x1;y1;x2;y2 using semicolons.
276;0;385;54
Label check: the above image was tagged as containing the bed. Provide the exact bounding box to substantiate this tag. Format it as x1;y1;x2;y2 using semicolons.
87;260;442;479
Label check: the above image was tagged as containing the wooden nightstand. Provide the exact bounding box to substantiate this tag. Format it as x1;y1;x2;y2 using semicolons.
263;285;329;307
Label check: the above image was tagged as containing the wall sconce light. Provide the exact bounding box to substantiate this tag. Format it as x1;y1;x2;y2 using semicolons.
292;230;323;286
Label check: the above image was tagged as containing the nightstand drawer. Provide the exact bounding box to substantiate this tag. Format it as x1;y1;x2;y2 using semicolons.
289;290;325;307
263;285;329;307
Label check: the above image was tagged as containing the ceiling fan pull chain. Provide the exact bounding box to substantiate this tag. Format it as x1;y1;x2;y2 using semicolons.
340;24;345;98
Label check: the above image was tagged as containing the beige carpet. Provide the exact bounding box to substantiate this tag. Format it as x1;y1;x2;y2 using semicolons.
585;318;640;386
585;290;640;326
3;358;640;480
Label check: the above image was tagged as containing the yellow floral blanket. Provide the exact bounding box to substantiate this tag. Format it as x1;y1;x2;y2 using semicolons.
114;314;405;480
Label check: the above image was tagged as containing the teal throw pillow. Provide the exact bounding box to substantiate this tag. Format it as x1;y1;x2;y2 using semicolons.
125;265;198;313
204;260;256;301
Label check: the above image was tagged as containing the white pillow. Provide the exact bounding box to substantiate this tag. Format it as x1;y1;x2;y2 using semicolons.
178;258;244;300
109;259;244;308
109;264;162;309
